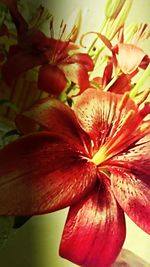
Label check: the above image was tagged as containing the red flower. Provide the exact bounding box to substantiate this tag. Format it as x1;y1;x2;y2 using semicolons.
0;89;149;267
1;1;94;95
37;40;94;95
112;43;149;73
91;32;150;94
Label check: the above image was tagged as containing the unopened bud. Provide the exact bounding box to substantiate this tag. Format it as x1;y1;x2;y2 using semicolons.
105;0;125;19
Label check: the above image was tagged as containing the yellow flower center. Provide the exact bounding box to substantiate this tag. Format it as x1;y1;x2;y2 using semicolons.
91;146;107;165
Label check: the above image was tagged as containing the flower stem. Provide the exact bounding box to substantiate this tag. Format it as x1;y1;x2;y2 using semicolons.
130;65;150;99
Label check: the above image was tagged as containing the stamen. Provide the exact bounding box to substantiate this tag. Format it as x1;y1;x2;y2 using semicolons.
65;10;81;42
49;16;54;38
51;21;67;63
124;23;138;43
139;102;150;118
58;20;67;40
135;88;150;105
135;23;149;42
60;24;66;40
139;121;150;133
107;92;130;139
91;146;107;165
91;108;136;166
80;31;112;50
105;105;150;161
105;109;135;153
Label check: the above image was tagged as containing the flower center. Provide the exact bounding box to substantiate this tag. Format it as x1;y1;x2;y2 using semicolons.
91;146;107;165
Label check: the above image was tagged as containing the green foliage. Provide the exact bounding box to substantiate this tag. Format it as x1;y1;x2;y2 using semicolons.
0;216;14;249
0;3;7;28
0;99;19;112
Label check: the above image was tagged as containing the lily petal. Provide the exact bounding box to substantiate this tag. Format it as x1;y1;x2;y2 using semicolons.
0;132;97;215
117;43;146;74
47;38;78;62
38;64;67;95
74;89;149;163
60;63;91;93
2;50;48;86
74;89;136;151
107;134;150;175
111;168;150;234
102;61;113;88
60;175;126;267
64;53;94;72
16;97;90;152
109;73;132;94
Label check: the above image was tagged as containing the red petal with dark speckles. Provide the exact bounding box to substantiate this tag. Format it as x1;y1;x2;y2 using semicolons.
111;168;150;234
0;132;97;215
60;175;126;267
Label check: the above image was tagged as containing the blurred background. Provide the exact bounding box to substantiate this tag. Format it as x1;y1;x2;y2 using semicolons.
0;0;150;266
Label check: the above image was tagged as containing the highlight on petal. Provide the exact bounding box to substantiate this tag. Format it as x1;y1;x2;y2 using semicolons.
0;132;97;215
38;64;67;95
117;43;146;74
60;175;126;267
60;63;91;93
111;168;150;234
65;53;94;72
74;89;116;150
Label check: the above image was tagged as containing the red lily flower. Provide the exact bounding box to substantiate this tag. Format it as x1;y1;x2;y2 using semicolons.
112;43;150;74
37;40;94;95
1;1;94;95
90;31;150;94
0;89;149;267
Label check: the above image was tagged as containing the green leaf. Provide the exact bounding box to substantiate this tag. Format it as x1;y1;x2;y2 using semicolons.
2;129;20;140
0;99;19;112
0;216;14;249
0;3;7;27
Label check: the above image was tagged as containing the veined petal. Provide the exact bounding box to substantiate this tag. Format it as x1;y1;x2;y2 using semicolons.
74;89;137;152
74;89;116;150
2;50;48;86
0;132;97;215
60;175;126;267
38;64;67;95
75;89;150;165
117;43;146;74
60;63;91;93
111;168;150;234
107;134;150;175
16;97;90;153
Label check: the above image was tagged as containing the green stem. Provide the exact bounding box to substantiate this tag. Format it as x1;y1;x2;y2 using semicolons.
130;65;150;99
88;18;107;54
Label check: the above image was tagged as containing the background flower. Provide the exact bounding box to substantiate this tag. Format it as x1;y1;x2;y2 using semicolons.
0;0;150;266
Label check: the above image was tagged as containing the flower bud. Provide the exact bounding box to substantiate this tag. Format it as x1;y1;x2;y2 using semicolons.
105;0;124;19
